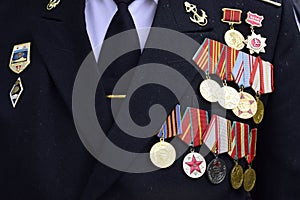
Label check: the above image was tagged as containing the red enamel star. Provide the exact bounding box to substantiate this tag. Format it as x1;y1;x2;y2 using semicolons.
185;155;203;174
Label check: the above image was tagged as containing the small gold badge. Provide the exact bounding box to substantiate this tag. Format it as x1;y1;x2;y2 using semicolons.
184;1;208;26
9;42;31;74
46;0;60;11
10;77;24;108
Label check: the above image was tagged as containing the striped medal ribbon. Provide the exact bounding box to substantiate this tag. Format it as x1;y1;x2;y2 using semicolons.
243;128;258;192
203;115;231;184
228;121;250;190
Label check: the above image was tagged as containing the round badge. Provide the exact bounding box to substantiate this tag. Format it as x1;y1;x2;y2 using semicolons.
224;29;245;50
243;167;256;192
250;37;262;49
217;86;240;110
199;79;221;103
183;152;206;178
232;92;258;119
253;99;264;124
230;163;244;189
150;141;176;169
245;32;267;54
207;157;227;184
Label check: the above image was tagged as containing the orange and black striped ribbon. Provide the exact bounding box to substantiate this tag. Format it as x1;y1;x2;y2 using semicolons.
157;105;182;139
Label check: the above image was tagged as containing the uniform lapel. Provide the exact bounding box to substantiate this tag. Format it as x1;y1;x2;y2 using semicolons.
81;0;211;199
32;0;92;112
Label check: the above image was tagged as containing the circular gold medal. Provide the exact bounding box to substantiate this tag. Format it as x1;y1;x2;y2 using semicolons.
217;86;240;110
224;29;245;50
150;141;176;169
243;167;256;192
253;99;264;124
232;92;257;119
199;79;221;103
230;162;244;189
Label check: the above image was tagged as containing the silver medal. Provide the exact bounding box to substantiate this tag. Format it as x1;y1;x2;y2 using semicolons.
217;86;240;110
199;79;221;103
207;157;227;184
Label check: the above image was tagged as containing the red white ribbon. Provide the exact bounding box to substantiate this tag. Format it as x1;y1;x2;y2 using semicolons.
228;121;250;160
250;56;274;94
203;115;231;154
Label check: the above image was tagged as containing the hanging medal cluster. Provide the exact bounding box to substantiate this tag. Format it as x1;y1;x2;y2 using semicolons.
149;105;258;192
193;37;274;124
149;7;274;192
221;8;267;55
8;42;31;108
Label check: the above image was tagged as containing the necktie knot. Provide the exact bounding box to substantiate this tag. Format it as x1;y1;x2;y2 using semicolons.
114;0;134;6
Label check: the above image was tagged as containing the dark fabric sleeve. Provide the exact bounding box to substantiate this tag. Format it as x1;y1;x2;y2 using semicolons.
253;0;300;199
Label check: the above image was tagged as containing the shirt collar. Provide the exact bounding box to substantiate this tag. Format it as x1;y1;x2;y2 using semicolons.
92;0;158;5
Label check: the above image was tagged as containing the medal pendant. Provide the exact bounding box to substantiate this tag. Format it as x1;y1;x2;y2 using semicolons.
230;161;244;189
183;152;206;178
150;139;176;169
224;29;245;50
232;91;257;119
199;79;221;103
217;85;240;110
243;166;256;192
9;42;31;74
207;157;227;184
245;11;266;54
245;32;266;54
222;8;244;50
10;77;24;108
253;98;264;124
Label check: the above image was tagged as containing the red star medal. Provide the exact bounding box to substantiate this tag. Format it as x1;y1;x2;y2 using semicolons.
183;152;206;178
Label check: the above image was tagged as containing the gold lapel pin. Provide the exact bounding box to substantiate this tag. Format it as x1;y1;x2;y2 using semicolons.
46;0;61;11
184;1;208;26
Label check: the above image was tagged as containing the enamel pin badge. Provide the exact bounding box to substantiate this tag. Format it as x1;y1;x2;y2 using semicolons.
9;42;31;108
47;0;60;11
9;42;31;74
10;77;24;108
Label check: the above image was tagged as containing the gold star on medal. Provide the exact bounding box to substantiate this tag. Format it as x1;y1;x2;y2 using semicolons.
245;32;267;54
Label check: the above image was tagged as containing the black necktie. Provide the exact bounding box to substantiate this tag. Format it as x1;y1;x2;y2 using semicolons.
97;0;141;133
101;0;141;94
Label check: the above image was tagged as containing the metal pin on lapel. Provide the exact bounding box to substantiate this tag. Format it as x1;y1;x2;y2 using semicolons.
46;0;61;11
106;95;127;99
184;1;208;26
258;0;282;7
